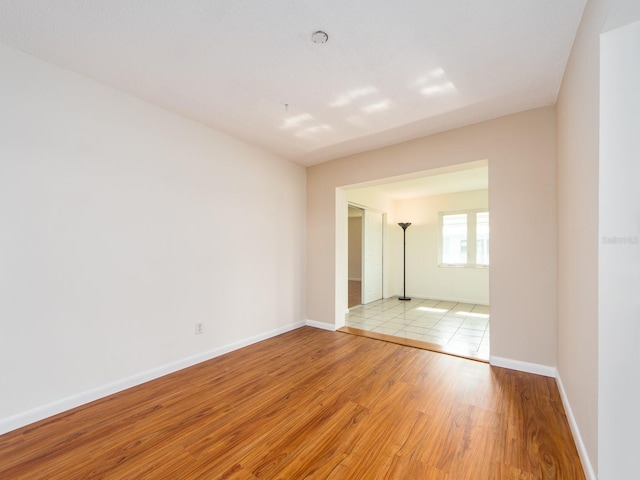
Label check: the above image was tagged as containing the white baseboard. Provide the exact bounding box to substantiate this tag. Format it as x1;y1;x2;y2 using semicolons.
489;356;556;378
0;320;305;435
305;319;337;331
555;373;596;480
390;294;488;306
490;357;595;479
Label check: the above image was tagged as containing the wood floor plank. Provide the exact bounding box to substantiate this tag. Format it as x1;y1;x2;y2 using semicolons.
386;454;449;479
0;327;585;479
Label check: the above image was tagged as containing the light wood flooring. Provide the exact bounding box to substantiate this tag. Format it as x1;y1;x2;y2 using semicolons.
0;327;584;479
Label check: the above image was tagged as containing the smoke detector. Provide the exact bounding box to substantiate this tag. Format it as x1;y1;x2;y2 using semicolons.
311;31;329;44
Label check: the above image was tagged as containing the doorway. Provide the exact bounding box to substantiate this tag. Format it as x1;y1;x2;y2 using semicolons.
347;205;384;308
347;206;363;308
340;161;490;361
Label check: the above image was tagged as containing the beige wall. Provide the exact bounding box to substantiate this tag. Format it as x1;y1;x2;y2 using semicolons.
556;1;640;477
307;106;557;367
556;1;601;474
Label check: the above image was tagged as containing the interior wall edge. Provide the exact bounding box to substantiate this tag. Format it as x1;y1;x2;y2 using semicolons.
305;320;338;331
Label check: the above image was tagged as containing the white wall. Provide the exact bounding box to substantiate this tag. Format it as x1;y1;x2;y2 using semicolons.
598;19;640;479
394;190;489;304
556;1;640;477
0;43;306;432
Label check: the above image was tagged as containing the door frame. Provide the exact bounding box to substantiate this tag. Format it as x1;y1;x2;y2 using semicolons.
348;202;385;307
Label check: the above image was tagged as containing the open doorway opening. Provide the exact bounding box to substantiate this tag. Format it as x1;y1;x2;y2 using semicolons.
347;205;385;308
340;161;490;362
347;206;363;308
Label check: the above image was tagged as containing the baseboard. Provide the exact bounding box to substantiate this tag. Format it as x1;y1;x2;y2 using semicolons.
0;320;305;435
490;358;595;478
438;296;488;306
391;294;488;306
555;372;597;480
489;356;556;378
305;319;337;331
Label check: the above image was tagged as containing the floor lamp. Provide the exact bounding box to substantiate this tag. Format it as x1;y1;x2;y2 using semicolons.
398;222;411;301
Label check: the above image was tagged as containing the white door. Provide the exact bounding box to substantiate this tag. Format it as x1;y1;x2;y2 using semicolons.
362;210;383;304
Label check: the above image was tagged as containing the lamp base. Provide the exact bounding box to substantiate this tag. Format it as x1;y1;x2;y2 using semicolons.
398;296;411;301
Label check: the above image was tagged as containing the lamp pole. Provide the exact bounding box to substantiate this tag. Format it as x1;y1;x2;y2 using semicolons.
398;223;411;301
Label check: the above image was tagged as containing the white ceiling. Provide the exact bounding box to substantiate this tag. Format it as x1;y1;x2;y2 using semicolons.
0;1;586;166
351;165;489;200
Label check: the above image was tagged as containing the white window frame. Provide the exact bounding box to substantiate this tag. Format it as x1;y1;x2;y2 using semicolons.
438;209;489;268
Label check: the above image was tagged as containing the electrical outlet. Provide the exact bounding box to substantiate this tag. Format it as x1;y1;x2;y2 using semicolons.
195;322;204;335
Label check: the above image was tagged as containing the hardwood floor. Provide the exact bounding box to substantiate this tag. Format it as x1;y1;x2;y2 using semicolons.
0;327;584;479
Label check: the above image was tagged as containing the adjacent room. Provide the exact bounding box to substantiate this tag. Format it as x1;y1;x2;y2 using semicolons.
1;1;639;478
342;163;491;361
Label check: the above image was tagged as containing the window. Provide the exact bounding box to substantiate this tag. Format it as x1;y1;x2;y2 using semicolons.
475;211;490;266
440;210;489;267
442;213;468;265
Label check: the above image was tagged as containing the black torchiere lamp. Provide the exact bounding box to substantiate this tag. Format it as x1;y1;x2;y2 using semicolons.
398;222;412;301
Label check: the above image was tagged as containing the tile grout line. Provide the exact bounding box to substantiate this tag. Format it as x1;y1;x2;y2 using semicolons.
347;298;489;357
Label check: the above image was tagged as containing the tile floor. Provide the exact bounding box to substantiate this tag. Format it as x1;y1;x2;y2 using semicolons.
346;297;490;360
